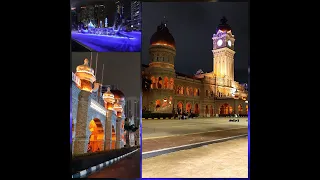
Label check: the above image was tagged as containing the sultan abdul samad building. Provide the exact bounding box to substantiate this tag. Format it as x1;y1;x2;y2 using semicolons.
142;17;248;117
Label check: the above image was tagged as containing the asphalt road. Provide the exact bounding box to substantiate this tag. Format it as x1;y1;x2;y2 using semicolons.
88;149;141;178
142;137;248;178
71;31;141;52
142;117;248;139
71;39;91;52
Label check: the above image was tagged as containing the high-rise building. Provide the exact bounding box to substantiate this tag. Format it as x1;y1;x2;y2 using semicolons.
73;1;116;28
130;1;141;30
124;96;140;125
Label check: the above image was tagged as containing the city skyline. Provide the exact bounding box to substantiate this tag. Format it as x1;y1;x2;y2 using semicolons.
142;2;249;83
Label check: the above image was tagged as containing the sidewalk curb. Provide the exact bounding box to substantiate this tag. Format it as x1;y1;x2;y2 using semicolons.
142;134;248;159
72;148;139;178
71;38;95;52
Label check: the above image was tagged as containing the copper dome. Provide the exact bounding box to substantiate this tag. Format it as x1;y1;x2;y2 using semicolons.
111;89;125;99
216;16;232;32
150;22;175;47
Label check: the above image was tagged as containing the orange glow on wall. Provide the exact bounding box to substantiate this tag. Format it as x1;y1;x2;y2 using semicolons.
151;41;175;48
88;119;104;152
79;80;92;92
106;102;114;110
117;111;122;117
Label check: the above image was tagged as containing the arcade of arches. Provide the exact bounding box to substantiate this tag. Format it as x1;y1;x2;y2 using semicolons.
151;76;174;89
88;119;104;153
176;102;200;114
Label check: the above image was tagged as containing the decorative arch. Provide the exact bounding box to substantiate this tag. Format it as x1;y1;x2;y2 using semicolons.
163;77;169;89
169;78;174;89
189;87;193;96
194;88;198;96
186;102;192;113
155;99;161;109
194;104;200;114
150;76;156;89
219;103;232;115
177;102;183;114
238;104;243;114
111;125;116;149
88;118;104;152
186;87;190;95
157;77;162;89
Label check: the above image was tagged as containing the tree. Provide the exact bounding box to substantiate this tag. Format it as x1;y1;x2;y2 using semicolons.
124;118;139;147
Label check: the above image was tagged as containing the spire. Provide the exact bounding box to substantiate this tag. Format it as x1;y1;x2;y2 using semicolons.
220;16;228;24
95;53;98;77
101;64;105;85
161;16;167;27
90;52;93;68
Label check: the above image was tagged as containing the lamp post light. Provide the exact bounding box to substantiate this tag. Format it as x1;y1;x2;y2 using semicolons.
232;89;239;117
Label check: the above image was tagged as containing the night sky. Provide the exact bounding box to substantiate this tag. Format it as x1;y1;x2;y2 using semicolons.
72;52;141;98
142;2;249;83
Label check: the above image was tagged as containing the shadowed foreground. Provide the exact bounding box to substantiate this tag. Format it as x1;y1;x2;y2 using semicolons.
88;149;141;178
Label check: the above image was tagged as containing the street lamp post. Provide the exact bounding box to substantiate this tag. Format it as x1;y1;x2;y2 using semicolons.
232;89;239;117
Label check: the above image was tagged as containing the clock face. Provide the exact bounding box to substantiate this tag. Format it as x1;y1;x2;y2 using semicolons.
217;39;223;47
228;40;232;47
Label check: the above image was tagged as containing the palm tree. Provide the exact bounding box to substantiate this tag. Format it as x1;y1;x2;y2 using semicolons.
124;118;139;147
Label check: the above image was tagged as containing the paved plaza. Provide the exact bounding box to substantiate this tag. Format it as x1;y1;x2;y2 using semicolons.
142;137;248;178
142;117;248;139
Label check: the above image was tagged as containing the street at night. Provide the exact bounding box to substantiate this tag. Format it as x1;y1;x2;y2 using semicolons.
71;31;141;52
88;149;141;178
143;137;248;178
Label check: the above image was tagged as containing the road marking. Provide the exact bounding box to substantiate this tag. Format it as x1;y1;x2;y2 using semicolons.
142;127;247;140
142;134;248;156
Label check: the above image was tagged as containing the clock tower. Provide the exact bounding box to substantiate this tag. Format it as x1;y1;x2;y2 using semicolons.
212;16;236;81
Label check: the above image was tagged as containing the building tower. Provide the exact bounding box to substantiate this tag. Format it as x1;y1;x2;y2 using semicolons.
212;17;236;81
145;20;176;113
73;59;96;154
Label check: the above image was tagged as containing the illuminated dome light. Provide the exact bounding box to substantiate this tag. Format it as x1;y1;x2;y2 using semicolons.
151;40;175;49
150;21;175;48
232;89;240;99
103;87;115;110
113;102;123;118
216;16;232;33
75;58;96;92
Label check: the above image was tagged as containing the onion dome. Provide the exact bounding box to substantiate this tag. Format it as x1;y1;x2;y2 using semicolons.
216;16;232;33
110;89;125;99
75;58;96;83
103;87;115;104
150;21;175;47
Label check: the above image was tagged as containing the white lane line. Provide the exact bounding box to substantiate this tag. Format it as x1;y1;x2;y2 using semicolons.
143;127;247;140
142;134;248;155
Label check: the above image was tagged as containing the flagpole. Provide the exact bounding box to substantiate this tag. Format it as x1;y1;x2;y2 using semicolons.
90;52;92;68
101;64;104;85
95;53;98;77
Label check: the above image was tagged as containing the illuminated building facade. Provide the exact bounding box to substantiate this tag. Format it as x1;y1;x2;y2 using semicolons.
72;1;116;28
142;17;248;117
71;59;127;154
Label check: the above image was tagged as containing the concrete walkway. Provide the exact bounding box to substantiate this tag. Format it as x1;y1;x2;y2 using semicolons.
143;137;248;178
